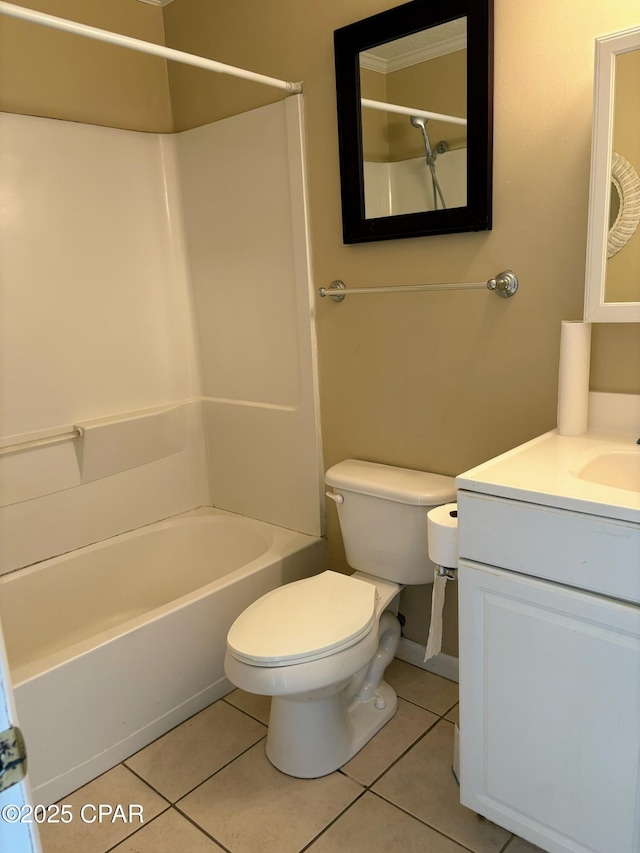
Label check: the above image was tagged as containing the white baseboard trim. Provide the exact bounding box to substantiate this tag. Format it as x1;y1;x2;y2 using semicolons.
395;637;459;683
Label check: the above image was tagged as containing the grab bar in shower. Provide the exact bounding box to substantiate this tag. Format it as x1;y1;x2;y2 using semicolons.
319;270;519;302
0;426;84;457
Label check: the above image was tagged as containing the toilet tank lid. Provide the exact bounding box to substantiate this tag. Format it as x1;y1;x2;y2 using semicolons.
325;459;456;506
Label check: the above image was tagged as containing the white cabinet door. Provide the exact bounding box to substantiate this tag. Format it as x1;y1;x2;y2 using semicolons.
459;560;640;853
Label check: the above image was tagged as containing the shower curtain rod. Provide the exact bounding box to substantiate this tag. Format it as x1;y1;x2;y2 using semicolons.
0;1;302;94
319;271;519;301
361;98;467;127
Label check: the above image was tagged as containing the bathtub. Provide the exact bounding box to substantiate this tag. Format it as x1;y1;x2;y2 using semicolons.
0;507;326;805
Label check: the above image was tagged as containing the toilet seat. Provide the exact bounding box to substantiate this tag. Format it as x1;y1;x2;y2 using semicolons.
227;571;378;667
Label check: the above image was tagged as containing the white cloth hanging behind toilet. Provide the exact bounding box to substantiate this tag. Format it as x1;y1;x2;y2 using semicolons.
424;503;459;662
424;571;448;661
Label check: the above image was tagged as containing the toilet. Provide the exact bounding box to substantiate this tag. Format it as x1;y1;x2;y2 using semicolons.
224;459;456;778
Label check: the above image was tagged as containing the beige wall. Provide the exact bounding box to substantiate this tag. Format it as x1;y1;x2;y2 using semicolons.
162;0;292;129
0;0;172;131
3;0;640;656
160;0;640;655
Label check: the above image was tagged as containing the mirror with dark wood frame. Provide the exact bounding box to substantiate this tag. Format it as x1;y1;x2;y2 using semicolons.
334;0;493;243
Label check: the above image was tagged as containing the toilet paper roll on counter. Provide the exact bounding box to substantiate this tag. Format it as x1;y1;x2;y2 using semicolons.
424;503;459;662
557;320;592;436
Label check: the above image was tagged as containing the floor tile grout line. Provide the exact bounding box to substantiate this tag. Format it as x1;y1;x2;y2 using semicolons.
362;714;450;789
121;697;243;774
222;694;269;727
393;692;459;719
100;801;236;853
367;789;483;853
499;835;516;852
176;734;268;803
55;758;173;808
172;802;235;853
296;788;369;853
117;691;264;775
122;763;179;805
101;808;168;853
441;699;460;718
120;694;266;785
123;734;267;808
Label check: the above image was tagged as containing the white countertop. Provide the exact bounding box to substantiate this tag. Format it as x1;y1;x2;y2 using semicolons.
457;429;640;525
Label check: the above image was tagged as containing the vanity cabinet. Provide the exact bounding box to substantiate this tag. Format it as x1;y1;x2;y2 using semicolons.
457;488;640;853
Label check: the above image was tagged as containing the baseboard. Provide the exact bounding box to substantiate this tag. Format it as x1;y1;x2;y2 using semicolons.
395;637;459;683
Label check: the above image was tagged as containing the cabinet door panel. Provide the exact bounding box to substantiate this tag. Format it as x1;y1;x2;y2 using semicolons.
459;560;640;853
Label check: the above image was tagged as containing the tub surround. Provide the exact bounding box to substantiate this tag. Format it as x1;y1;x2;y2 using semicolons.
0;402;192;509
0;112;198;434
177;98;322;535
0;96;321;579
0;400;210;576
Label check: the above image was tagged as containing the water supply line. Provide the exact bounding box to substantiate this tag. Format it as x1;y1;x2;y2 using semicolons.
353;611;401;708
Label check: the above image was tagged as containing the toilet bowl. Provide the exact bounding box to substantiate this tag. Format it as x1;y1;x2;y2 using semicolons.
225;459;456;778
225;570;401;777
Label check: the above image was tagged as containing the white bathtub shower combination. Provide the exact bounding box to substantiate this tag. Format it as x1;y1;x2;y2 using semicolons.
0;509;326;805
0;95;324;808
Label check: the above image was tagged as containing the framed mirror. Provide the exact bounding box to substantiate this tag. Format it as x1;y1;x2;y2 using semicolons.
584;26;640;322
334;0;493;244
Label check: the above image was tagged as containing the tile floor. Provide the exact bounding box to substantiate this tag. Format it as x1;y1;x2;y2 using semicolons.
38;660;545;853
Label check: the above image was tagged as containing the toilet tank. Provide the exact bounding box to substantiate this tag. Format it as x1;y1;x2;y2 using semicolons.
325;460;456;585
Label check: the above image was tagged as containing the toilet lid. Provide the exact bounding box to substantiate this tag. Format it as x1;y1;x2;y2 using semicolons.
227;571;378;667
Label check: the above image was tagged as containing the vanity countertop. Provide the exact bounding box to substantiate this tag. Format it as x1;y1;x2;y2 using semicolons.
457;429;640;525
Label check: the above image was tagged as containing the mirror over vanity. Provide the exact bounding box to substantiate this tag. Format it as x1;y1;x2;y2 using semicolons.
584;25;640;322
334;0;493;243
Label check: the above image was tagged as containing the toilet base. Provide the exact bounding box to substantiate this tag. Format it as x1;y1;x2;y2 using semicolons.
265;680;397;778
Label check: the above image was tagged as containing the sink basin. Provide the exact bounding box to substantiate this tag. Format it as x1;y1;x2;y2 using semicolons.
575;448;640;492
457;392;640;523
